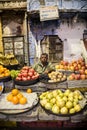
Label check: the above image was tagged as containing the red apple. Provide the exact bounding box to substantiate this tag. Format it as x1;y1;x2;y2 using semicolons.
29;68;35;74
75;74;80;80
22;76;27;81
27;76;31;80
28;72;33;77
85;64;87;69
16;77;22;80
85;69;87;75
79;69;85;75
21;72;28;77
67;75;74;80
80;74;86;80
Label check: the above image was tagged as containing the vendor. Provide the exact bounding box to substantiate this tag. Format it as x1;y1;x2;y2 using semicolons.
32;53;55;74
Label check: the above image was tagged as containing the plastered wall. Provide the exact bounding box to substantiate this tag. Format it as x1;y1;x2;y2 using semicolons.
29;18;86;64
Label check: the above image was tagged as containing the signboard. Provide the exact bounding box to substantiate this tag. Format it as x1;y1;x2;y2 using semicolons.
40;6;59;21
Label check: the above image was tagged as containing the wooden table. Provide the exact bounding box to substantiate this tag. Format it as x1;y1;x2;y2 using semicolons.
0;80;87;124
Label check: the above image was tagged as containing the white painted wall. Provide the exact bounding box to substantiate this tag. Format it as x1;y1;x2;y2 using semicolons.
54;19;86;40
29;18;87;64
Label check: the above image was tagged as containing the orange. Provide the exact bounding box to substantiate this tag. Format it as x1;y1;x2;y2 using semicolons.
0;86;2;91
17;92;23;99
7;93;13;102
19;97;27;105
12;96;19;105
11;89;19;96
27;88;32;93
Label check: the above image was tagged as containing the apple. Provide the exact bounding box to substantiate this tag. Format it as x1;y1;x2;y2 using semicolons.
62;96;68;102
85;64;87;69
40;99;48;107
78;95;83;100
28;72;33;77
80;74;86;80
70;66;74;71
17;73;22;77
80;61;85;66
45;102;52;110
69;108;75;114
85;69;87;75
68;96;74;102
22;76;27;81
29;68;35;73
74;66;78;71
81;66;86;71
52;90;58;97
74;104;81;112
50;98;56;104
79;69;85;75
52;105;60;114
74;74;80;80
60;107;68;114
56;100;65;108
67;75;74;80
46;93;53;100
16;77;22;80
21;72;28;77
66;101;73;109
27;76;31;80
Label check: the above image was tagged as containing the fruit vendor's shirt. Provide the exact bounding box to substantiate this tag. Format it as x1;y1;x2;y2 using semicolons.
32;61;55;74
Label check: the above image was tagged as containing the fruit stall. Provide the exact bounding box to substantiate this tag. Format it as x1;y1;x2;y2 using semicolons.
0;58;87;127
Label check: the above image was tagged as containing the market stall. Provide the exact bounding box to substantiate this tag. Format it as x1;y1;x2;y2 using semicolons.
0;63;87;126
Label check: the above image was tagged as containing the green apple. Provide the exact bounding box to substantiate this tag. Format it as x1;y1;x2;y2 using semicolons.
56;99;65;108
57;89;62;94
62;96;68;102
40;99;48;107
73;90;80;97
73;101;78;107
74;104;81;112
78;95;83;100
52;105;60;114
46;93;53;99
60;107;68;114
69;108;75;114
68;96;74;102
65;89;71;94
50;98;56;104
59;93;64;98
45;102;53;110
56;95;62;100
66;101;73;109
68;92;74;97
73;98;79;104
52;90;58;97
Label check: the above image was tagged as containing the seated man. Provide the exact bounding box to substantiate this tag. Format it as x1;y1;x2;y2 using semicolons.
32;53;55;74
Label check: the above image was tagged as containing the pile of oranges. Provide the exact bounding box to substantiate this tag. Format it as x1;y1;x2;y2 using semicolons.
0;65;10;78
6;88;28;105
0;86;2;91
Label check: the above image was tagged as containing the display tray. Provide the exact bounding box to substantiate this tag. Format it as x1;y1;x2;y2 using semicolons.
14;78;39;86
39;90;87;116
39;74;67;84
40;102;87;117
40;79;67;84
0;76;11;82
0;92;38;115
